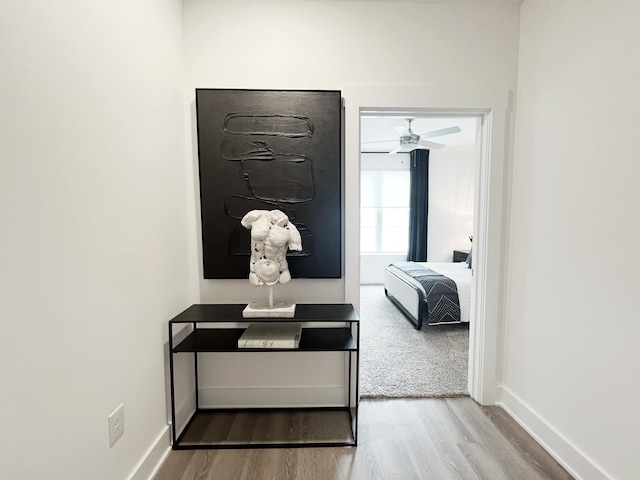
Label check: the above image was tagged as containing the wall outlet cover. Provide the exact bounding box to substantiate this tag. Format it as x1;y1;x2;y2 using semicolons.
108;403;124;447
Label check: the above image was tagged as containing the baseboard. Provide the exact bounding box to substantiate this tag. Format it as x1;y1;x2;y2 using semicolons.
199;385;347;408
497;385;612;480
127;426;171;480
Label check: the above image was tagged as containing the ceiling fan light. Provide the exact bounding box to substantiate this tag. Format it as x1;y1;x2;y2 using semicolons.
378;118;462;154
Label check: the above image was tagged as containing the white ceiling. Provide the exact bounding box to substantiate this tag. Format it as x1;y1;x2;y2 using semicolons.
316;0;522;4
360;115;479;152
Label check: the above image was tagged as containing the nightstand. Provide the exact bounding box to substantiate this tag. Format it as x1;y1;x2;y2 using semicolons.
453;250;469;262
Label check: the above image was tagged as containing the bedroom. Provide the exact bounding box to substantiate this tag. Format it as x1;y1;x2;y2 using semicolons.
359;115;480;396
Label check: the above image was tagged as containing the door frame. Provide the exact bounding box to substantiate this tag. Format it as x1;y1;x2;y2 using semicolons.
343;85;510;405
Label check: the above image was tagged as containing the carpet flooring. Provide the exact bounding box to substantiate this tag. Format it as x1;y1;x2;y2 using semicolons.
359;285;469;398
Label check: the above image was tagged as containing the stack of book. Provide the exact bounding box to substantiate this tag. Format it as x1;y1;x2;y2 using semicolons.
238;322;302;349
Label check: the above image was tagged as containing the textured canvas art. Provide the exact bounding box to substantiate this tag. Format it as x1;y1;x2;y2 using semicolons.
195;89;342;279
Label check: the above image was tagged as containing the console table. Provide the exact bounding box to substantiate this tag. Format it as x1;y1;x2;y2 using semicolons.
168;303;359;449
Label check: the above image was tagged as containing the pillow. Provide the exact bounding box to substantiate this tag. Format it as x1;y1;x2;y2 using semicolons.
465;247;473;268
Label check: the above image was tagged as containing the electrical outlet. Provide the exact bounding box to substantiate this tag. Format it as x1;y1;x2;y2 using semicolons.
108;403;125;447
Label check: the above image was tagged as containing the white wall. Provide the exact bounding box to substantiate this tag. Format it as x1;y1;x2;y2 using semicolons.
183;0;519;406
503;1;640;479
0;1;190;479
428;149;476;262
361;253;405;284
183;0;519;303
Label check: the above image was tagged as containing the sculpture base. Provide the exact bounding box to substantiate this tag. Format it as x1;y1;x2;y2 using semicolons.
242;302;296;318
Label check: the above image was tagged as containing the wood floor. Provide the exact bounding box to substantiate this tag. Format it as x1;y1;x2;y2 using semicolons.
153;397;574;480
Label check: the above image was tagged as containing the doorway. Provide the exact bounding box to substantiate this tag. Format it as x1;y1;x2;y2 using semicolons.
358;114;480;398
343;85;510;405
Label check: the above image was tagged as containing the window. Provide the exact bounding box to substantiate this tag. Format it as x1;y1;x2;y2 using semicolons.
360;166;410;254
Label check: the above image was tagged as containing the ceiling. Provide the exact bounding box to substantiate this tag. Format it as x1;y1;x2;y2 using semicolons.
360;115;479;153
318;0;522;4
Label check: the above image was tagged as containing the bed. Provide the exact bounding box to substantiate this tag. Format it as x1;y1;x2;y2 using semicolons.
384;259;472;330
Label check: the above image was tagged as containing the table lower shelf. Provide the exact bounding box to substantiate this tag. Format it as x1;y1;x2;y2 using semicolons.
173;407;357;449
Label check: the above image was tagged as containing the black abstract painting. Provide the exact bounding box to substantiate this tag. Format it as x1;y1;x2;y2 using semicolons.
195;89;342;279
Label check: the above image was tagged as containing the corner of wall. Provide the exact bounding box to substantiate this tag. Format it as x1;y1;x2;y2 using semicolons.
496;386;612;480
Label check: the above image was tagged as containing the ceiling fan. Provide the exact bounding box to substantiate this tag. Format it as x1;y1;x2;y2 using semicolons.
363;118;461;154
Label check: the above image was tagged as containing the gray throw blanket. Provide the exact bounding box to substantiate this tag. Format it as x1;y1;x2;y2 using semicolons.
391;262;461;324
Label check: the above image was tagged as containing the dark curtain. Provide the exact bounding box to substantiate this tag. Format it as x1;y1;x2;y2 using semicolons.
407;149;429;261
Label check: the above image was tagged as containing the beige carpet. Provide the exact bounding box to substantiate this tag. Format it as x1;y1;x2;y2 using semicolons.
359;285;469;398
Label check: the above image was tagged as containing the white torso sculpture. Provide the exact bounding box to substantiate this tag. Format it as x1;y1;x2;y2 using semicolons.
240;209;302;317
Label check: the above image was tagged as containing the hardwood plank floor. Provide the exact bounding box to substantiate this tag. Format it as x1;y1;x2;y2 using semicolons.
153;398;573;480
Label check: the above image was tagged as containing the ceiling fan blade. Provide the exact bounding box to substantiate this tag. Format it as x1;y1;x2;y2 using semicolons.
418;126;461;140
388;143;426;155
393;125;410;136
418;139;446;150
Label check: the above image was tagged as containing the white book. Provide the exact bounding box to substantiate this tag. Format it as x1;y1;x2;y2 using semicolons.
238;322;302;349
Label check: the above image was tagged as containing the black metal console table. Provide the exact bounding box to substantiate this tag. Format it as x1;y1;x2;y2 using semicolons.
168;303;359;449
